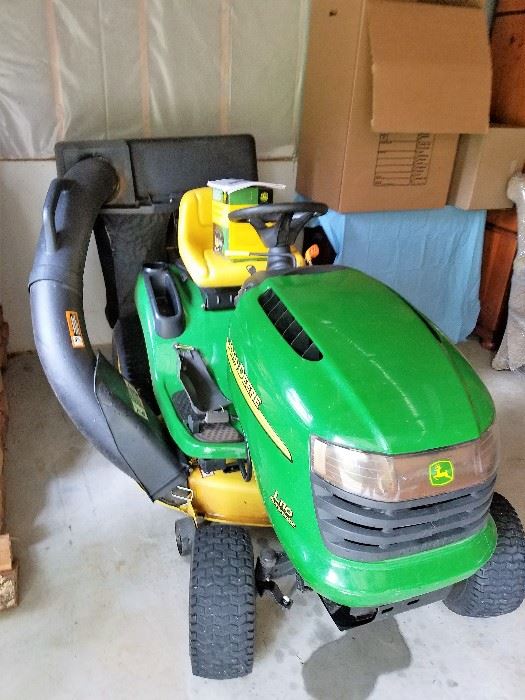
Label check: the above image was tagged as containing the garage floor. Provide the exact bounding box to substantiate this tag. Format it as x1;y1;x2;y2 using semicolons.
2;340;524;700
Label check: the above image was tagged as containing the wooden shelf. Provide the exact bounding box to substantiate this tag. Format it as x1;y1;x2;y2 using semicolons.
475;211;518;351
0;307;17;611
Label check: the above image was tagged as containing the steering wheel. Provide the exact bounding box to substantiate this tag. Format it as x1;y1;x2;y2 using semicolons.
228;202;328;250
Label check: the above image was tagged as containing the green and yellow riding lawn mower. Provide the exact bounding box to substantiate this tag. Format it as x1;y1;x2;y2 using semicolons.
29;136;525;679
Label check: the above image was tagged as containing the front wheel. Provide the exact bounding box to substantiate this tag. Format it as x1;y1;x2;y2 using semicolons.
445;493;525;617
189;523;256;679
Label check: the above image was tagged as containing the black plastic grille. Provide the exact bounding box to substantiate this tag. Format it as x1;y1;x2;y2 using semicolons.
259;289;322;361
312;473;495;562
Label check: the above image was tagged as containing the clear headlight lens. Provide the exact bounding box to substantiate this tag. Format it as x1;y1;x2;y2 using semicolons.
311;424;499;502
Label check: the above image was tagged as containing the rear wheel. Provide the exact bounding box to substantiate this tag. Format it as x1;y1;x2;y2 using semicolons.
445;492;525;617
189;523;255;679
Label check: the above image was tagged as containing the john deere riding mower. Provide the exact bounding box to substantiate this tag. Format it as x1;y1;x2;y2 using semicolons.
29;136;525;679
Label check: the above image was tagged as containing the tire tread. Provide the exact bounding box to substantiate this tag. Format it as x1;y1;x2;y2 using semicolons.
189;524;255;679
445;493;525;617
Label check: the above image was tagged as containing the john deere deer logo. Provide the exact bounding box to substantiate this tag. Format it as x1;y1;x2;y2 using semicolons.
429;459;454;487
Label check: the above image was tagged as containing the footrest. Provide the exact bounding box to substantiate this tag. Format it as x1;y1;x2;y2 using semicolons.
177;347;230;414
172;391;242;443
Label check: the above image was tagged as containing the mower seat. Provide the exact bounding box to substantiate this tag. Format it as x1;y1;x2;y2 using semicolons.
178;187;304;289
178;187;269;288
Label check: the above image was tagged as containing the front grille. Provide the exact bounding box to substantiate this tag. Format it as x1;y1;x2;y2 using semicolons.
259;288;322;361
312;473;495;562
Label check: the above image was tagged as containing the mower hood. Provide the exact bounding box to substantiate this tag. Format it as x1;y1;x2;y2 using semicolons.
229;267;494;458
227;267;496;605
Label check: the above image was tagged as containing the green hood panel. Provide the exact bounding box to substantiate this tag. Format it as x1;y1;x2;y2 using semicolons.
227;268;496;604
233;269;493;456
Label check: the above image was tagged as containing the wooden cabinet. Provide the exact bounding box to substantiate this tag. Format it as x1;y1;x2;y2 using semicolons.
475;1;523;350
491;1;525;126
475;211;518;350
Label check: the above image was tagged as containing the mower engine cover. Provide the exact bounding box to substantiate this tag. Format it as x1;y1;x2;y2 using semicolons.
226;267;497;607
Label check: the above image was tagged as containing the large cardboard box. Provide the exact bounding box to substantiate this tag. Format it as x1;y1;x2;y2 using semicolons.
296;0;491;213
448;126;525;210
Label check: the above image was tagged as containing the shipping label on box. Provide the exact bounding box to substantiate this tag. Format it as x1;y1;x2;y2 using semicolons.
373;134;434;187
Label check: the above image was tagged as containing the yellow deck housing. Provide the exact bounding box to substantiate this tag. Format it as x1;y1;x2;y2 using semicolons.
188;468;270;527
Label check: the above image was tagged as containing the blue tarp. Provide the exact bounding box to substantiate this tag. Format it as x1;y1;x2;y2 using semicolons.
314;206;486;342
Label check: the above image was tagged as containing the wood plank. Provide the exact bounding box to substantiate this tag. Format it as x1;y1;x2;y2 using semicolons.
0;304;11;556
0;305;7;371
486;208;518;233
494;0;525;14
475;219;518;350
0;446;4;533
491;9;525;125
0;323;7;371
0;534;12;571
0;352;7;455
0;473;5;534
0;561;19;611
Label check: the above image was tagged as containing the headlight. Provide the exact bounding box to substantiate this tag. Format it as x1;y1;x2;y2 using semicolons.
310;425;498;502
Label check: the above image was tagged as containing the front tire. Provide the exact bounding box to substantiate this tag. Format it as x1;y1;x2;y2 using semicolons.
189;523;256;679
445;493;525;617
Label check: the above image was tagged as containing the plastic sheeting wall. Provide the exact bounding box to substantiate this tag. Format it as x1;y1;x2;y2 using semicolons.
0;0;309;160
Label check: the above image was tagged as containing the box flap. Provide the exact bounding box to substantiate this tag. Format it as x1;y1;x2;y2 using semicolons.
368;1;491;134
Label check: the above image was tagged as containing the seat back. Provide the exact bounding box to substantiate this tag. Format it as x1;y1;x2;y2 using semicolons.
178;186;272;289
178;187;214;284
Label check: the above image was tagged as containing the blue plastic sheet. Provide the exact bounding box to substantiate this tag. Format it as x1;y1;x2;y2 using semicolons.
315;206;486;342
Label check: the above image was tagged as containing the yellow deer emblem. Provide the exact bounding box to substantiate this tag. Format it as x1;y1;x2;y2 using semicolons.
429;459;455;487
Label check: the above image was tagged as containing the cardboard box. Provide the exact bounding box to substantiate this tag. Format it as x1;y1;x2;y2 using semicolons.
296;0;492;213
448;126;525;210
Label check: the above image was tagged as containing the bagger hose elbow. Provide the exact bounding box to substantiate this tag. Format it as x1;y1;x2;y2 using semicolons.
28;156;187;501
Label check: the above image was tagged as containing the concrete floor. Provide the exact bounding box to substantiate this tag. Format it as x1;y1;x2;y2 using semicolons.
1;340;524;700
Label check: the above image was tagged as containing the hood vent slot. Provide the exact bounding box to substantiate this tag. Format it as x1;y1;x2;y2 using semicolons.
259;288;322;361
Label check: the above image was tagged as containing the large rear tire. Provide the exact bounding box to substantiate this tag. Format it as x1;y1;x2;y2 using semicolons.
189;523;255;679
445;493;525;617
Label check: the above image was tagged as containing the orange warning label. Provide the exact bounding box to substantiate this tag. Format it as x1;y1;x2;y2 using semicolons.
65;310;85;349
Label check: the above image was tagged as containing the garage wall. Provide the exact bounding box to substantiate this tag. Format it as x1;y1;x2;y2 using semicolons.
0;0;309;351
0;0;309;160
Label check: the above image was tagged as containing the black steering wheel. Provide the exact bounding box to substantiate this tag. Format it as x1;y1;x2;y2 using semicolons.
228;202;328;250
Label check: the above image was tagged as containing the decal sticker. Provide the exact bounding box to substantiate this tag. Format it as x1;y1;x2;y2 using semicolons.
270;490;296;528
123;378;148;421
226;338;292;460
65;310;85;349
429;459;454;487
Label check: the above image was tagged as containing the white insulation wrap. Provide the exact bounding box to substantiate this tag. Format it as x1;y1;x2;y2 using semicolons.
0;0;309;160
493;174;525;372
